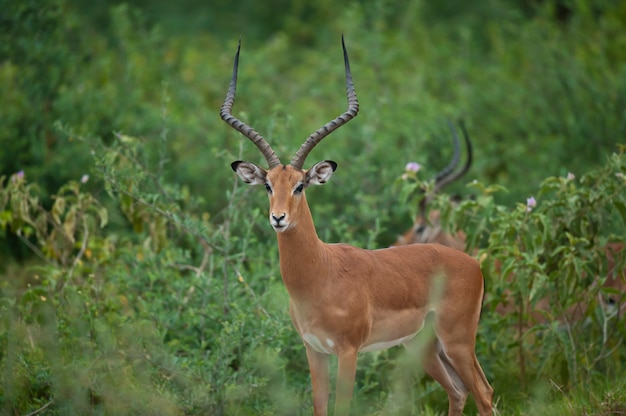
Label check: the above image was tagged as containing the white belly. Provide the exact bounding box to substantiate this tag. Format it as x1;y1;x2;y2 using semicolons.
302;331;420;355
301;309;430;355
302;333;336;354
360;333;417;352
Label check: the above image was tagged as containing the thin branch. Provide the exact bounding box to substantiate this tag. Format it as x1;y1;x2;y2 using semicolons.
22;398;55;416
549;380;575;415
235;268;271;319
196;240;212;278
58;215;90;292
16;231;51;264
171;240;212;278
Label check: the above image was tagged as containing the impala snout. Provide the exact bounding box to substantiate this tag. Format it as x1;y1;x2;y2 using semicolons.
270;212;289;232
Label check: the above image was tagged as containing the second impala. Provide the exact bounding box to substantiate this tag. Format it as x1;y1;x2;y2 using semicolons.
221;38;493;416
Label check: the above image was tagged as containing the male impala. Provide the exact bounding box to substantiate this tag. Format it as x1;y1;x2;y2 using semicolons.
221;38;493;416
393;121;472;249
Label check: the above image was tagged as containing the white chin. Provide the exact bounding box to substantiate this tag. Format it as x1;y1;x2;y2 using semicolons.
272;224;288;233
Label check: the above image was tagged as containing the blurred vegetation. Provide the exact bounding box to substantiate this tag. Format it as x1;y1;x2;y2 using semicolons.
1;0;625;414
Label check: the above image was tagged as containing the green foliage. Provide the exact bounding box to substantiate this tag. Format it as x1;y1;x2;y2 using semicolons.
1;0;89;199
2;0;626;414
411;146;626;392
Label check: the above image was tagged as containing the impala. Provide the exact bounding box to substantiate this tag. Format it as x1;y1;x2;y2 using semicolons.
393;120;472;249
221;38;493;416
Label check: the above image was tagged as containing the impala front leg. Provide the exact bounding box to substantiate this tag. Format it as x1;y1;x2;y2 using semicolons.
305;346;330;416
335;349;358;416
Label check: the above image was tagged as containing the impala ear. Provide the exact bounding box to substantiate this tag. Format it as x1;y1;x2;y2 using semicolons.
231;161;267;185
306;160;337;186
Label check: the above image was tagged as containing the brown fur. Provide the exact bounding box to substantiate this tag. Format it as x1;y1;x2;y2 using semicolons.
393;209;626;328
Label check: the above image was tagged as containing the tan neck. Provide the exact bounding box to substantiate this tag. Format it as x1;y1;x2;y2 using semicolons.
276;193;328;297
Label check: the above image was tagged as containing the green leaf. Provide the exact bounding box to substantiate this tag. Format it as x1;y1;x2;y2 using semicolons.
614;201;626;224
52;196;66;225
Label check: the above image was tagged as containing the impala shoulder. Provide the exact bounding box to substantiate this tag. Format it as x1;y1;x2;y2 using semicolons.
414;243;481;268
327;242;368;254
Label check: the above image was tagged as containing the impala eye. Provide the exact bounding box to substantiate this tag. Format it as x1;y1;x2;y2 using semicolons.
294;183;304;194
265;183;272;194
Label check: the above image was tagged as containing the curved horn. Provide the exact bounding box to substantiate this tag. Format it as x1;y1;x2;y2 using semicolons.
290;35;359;169
220;39;281;169
433;119;472;193
419;120;473;219
433;119;462;182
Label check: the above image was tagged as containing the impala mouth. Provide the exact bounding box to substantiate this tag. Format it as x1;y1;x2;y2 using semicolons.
272;223;288;232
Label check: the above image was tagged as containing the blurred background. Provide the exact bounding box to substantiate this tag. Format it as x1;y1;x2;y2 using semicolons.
3;0;625;242
1;0;625;414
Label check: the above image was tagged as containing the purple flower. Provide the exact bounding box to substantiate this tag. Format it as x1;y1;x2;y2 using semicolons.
405;162;421;173
526;196;536;212
12;170;24;183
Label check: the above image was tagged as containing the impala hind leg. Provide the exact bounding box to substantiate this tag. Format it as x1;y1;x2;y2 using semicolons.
420;340;469;416
471;354;494;415
305;346;330;416
438;342;493;416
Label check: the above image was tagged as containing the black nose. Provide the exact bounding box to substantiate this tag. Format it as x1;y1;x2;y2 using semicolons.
272;213;286;224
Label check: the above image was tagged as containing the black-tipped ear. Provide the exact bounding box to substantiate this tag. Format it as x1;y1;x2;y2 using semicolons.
231;161;243;172
231;160;267;185
306;160;337;186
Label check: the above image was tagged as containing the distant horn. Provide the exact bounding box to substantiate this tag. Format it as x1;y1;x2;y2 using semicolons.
419;120;473;220
433;120;472;194
433;120;462;182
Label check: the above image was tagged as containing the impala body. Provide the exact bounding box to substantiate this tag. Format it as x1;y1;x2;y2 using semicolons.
221;38;493;415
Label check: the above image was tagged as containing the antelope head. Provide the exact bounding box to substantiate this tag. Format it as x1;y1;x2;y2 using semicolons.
393;121;472;248
223;37;358;234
